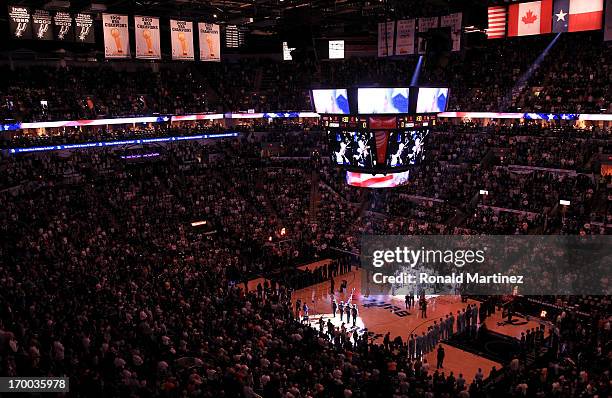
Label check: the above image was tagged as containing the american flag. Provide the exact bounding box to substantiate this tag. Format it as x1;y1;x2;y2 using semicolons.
346;172;395;188
488;6;507;39
346;170;410;188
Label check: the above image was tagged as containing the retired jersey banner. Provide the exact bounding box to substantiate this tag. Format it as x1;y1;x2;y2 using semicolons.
170;20;195;61
508;0;552;37
441;13;462;51
103;14;130;58
32;10;53;40
396;19;416;55
377;21;395;57
53;11;74;41
8;6;32;39
418;17;439;54
135;16;161;59
199;23;221;61
75;13;95;43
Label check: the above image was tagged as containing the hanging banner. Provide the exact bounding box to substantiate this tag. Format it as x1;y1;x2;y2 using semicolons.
53;11;74;41
75;13;95;43
396;19;416;55
377;21;395;57
8;6;32;39
282;41;295;61
199;23;221;61
103;14;130;58
32;9;53;40
441;13;462;51
417;17;439;54
170;19;195;61
134;16;161;59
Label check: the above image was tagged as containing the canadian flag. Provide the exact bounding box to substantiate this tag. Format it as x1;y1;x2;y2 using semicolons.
508;0;553;36
568;0;603;32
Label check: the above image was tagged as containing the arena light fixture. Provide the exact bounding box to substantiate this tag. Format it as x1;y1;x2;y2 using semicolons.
8;133;239;154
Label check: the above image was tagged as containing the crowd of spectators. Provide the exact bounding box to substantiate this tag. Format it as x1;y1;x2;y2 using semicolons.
0;133;609;397
0;28;610;397
0;123;610;396
1;32;610;123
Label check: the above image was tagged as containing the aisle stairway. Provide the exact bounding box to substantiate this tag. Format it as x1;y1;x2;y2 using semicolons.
309;170;320;222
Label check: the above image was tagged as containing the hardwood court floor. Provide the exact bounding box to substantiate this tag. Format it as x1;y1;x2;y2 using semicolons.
246;266;547;383
483;310;550;339
288;267;537;383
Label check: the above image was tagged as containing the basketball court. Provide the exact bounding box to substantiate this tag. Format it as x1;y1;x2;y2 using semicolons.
284;264;546;383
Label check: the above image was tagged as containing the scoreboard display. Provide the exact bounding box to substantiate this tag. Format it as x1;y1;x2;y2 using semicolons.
323;114;435;173
315;87;445;184
321;114;436;130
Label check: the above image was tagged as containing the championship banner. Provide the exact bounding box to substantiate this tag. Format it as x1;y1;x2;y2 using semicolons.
8;6;32;39
32;10;53;40
134;16;161;59
75;13;95;43
606;0;612;40
103;14;130;58
396;19;416;55
417;17;439;54
377;21;395;57
170;20;195;61
53;11;74;41
441;12;462;51
199;23;221;61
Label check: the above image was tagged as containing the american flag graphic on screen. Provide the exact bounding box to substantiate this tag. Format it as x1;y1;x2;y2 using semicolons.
346;171;410;188
488;6;507;38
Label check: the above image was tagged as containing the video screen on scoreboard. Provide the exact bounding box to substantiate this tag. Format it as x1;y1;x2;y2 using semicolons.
358;88;410;114
416;88;449;113
346;170;410;188
312;89;350;114
386;129;429;168
329;131;376;168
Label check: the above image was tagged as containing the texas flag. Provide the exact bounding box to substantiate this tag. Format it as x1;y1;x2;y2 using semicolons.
554;0;604;32
569;0;603;32
508;0;553;36
552;0;571;31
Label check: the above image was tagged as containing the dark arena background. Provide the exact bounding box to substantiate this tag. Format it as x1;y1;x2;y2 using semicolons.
0;0;611;397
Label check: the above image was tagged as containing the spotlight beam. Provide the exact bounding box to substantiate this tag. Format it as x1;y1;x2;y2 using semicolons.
503;32;561;111
411;55;424;86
